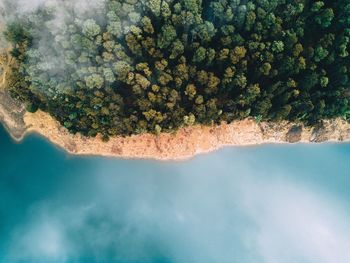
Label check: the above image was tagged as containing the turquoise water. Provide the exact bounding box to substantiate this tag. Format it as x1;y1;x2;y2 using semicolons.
1;125;350;263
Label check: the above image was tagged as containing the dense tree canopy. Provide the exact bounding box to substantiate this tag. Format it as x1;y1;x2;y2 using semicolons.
4;0;350;137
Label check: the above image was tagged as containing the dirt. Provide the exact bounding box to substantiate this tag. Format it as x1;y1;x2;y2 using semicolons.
10;110;350;160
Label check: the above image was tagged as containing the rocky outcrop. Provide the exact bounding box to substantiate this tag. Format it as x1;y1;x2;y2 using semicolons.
286;125;303;143
0;88;27;140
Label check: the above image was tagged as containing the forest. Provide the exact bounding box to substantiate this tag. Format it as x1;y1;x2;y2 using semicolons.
3;0;350;138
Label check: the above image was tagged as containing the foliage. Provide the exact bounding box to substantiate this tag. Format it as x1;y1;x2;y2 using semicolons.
4;0;350;138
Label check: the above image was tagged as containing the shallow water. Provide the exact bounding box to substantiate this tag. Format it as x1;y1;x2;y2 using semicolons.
1;125;350;263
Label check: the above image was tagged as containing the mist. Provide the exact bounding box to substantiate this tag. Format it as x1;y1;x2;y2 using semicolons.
1;127;350;263
0;0;108;94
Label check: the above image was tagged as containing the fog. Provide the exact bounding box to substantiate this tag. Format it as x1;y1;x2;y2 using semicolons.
1;129;350;263
0;0;251;97
0;0;109;95
0;0;106;16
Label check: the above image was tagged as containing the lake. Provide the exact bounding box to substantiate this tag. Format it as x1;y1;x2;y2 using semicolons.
1;125;350;263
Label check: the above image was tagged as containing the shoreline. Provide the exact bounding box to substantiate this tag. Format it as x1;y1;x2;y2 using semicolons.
2;101;350;160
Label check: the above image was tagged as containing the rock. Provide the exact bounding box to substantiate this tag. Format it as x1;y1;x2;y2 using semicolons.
311;122;328;142
286;125;302;143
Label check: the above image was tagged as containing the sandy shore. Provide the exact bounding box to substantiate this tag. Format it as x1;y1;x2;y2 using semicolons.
1;103;350;160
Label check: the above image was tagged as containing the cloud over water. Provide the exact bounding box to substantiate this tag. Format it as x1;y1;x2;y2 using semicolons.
1;130;350;263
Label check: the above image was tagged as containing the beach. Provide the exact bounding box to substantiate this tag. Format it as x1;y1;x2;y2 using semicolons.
2;98;350;160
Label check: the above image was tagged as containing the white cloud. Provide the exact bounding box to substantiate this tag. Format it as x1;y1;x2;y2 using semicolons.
3;151;350;263
240;181;350;263
7;213;69;262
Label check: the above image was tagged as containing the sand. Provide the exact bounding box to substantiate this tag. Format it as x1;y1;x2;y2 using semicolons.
0;106;348;160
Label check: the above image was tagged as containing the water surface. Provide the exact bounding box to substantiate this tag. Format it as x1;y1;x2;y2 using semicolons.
1;125;350;263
